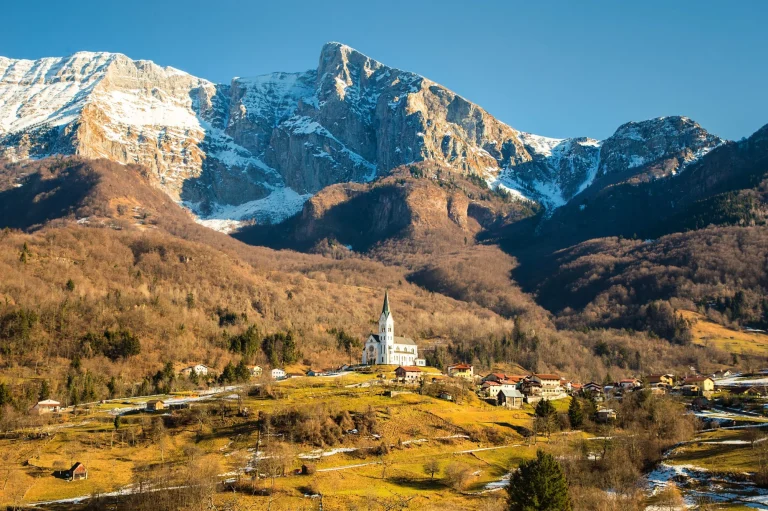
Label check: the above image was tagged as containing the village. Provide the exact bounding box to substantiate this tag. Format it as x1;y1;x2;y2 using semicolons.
10;293;768;510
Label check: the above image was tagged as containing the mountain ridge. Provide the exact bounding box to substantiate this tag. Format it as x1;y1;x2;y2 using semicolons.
0;43;725;229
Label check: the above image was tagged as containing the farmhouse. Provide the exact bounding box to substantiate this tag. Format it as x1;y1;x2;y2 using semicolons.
395;366;422;383
447;363;474;380
31;399;61;415
271;368;286;380
146;400;165;411
250;365;263;377
362;292;425;366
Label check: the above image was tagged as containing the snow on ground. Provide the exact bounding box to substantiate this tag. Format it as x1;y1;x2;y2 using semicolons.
716;375;768;387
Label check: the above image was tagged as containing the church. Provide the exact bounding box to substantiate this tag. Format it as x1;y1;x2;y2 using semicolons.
362;291;426;366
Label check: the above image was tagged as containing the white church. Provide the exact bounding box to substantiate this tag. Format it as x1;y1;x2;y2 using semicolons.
362;291;426;366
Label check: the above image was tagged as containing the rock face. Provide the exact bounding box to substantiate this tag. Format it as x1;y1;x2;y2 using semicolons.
0;44;726;227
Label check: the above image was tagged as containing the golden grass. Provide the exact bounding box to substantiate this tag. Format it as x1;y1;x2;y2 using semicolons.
682;310;768;356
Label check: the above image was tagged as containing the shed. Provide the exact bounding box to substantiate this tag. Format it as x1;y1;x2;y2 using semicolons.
69;462;87;481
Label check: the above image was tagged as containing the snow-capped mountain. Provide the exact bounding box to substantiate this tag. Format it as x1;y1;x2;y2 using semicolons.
0;43;725;228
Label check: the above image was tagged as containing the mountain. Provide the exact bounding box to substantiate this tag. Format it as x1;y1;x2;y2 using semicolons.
0;43;725;230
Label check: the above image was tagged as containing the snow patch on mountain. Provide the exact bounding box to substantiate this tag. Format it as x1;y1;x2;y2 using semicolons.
189;186;311;233
0;52;115;134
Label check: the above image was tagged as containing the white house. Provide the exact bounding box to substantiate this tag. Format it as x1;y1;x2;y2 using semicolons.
180;364;210;377
271;368;286;380
362;291;425;366
31;399;61;415
482;381;519;398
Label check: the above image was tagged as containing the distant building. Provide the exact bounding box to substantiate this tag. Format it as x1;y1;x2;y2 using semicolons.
68;462;87;481
712;369;733;379
31;399;61;415
306;369;324;377
683;376;715;394
596;408;617;423
646;374;675;386
271;368;286;380
250;365;263;378
146;400;165;411
482;373;508;383
447;364;474;380
619;378;640;390
180;364;210;377
497;388;524;409
362;291;421;366
482;381;519;399
530;374;564;399
395;366;422;383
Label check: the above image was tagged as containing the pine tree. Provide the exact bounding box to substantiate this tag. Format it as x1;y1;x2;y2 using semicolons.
38;380;51;401
535;399;556;419
507;450;572;511
567;397;583;429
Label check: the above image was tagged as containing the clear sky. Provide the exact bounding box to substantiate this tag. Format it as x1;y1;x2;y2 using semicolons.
2;0;766;140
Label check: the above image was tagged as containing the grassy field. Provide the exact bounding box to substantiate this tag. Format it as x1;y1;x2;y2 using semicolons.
0;373;556;510
681;309;768;356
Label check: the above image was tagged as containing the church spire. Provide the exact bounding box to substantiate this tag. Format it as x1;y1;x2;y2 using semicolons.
382;290;391;317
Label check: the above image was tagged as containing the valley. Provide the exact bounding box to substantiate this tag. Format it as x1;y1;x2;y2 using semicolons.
0;33;766;511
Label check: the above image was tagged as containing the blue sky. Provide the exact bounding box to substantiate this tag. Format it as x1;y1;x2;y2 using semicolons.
2;0;765;140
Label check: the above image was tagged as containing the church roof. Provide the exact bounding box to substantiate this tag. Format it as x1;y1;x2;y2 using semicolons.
368;334;417;346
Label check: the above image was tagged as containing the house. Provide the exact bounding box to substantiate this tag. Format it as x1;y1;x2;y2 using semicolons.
482;373;508;383
596;408;617;423
146;400;165;411
497;388;524;409
619;378;640;390
68;462;87;481
395;366;422;383
447;364;474;380
306;369;324;377
482;380;518;399
180;364;210;377
580;382;604;401
250;365;263;378
438;392;454;401
530;374;564;399
713;369;733;379
271;368;286;380
362;291;422;366
646;374;675;387
31;399;61;415
683;376;715;394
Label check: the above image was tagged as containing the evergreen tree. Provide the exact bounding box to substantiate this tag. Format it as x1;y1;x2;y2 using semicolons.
235;359;251;382
535;399;556;419
567;397;583;429
38;380;51;401
507;450;572;511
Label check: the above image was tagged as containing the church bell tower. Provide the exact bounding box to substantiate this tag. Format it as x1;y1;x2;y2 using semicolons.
378;290;394;362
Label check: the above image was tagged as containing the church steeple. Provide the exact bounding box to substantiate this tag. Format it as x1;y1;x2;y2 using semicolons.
378;290;394;352
381;290;391;318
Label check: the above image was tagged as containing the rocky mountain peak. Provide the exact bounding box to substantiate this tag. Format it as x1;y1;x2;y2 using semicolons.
0;45;732;232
